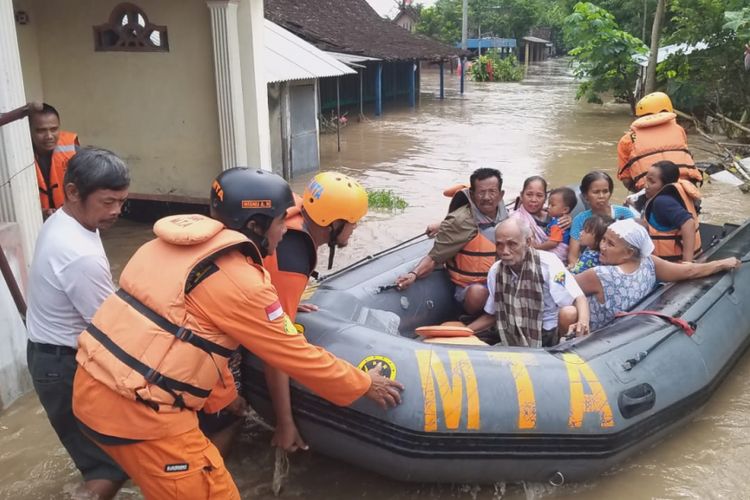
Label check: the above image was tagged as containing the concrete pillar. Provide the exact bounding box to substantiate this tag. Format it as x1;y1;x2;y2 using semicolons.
236;0;271;169
460;57;465;94
524;42;530;75
207;0;248;170
0;0;42;266
439;61;445;100
408;60;416;107
0;0;40;409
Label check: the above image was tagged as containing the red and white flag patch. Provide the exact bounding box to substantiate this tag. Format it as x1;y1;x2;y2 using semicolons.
265;301;284;321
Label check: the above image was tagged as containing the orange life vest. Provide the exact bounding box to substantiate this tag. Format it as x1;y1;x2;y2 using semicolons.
619;113;702;191
76;214;263;413
643;180;702;261
35;131;77;210
443;187;497;287
263;194;317;322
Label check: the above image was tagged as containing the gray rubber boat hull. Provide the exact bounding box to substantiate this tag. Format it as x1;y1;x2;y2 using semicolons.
242;221;750;484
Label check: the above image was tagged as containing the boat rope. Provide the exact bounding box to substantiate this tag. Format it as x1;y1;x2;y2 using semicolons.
243;406;290;496
272;447;290;496
614;311;696;336
316;232;428;282
615;311;697;371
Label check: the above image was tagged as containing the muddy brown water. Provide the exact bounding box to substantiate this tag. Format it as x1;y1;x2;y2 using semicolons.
2;59;750;499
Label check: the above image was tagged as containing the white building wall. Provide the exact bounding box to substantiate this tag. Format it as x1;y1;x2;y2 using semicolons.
0;0;42;409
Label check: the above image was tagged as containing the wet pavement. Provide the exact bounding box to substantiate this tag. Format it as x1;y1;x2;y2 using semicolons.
2;58;750;499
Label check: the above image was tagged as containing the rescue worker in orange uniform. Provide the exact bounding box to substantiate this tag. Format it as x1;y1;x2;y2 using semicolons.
617;92;703;193
71;167;404;500
394;168;508;315
199;171;369;455
642;160;702;262
262;171;368;452
30;103;79;218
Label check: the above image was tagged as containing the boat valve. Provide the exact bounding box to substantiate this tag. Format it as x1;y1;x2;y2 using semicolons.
549;471;565;487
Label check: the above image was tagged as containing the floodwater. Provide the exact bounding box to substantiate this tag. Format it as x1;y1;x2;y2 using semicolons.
2;59;750;499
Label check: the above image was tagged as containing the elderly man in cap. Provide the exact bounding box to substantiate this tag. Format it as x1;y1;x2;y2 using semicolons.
468;217;590;346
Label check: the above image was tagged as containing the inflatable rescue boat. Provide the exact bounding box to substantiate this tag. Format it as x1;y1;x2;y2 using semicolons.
242;221;750;484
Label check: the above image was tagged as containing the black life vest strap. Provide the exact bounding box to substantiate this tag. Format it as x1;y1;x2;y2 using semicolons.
632;162;697;185
445;261;489;277
87;324;211;405
458;249;496;257
649;234;680;241
115;288;234;358
620;148;694;176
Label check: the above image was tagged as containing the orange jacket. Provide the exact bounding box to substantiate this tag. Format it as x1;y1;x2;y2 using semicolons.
73;214;371;440
445;231;495;287
442;186;496;287
263;194;317;323
644;181;702;261
617;113;702;191
35;131;77;210
206;196;316;413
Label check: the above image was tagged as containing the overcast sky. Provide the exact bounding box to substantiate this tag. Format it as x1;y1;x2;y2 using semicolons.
366;0;438;18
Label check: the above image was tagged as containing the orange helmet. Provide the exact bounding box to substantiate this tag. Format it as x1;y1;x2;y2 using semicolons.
302;172;368;226
635;92;674;117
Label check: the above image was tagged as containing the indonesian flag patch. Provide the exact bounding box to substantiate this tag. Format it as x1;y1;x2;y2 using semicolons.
265;301;284;321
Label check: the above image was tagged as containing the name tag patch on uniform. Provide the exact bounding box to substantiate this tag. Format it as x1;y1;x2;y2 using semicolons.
164;463;189;473
265;301;284;321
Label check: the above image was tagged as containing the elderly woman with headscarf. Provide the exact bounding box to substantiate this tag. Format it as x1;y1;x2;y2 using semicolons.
575;219;741;330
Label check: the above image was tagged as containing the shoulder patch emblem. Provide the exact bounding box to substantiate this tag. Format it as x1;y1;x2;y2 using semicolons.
282;315;298;335
553;270;566;285
265;301;284;321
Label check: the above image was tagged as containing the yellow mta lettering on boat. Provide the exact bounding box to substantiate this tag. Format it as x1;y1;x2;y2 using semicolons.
415;350;480;432
486;352;538;430
563;353;615;428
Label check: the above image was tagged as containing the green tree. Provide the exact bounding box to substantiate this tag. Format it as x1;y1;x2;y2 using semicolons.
656;0;749;117
564;2;647;111
416;0;463;44
416;0;547;44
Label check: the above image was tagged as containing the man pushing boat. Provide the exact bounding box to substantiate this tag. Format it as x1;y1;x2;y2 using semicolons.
72;167;403;499
200;171;371;456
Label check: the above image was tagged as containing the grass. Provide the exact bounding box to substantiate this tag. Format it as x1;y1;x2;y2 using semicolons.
367;189;408;210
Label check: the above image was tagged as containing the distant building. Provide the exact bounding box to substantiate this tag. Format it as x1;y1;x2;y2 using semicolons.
266;0;462;116
457;37;517;57
264;20;355;178
521;36;553;63
393;5;419;33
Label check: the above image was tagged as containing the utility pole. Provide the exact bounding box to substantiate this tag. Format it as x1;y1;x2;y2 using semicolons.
644;0;665;94
461;0;468;50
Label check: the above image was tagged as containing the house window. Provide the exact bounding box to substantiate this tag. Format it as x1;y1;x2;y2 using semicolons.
94;3;168;52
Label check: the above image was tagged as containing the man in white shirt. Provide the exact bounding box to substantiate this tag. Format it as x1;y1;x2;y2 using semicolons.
468;217;590;347
26;147;130;499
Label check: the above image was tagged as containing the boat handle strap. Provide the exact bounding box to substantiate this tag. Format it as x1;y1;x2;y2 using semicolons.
614;310;696;336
